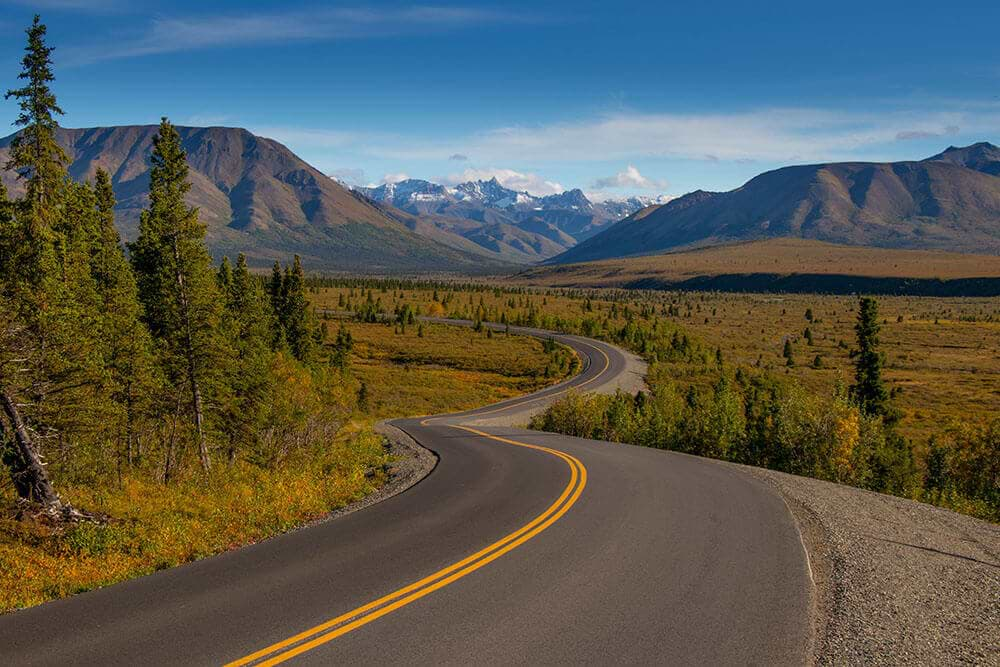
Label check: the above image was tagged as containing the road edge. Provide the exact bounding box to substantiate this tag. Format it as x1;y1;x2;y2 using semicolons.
320;422;439;524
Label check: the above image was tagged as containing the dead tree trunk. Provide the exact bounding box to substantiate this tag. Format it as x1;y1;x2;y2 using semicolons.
0;387;62;511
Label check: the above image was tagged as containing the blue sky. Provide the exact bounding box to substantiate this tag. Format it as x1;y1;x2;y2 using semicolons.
1;1;998;199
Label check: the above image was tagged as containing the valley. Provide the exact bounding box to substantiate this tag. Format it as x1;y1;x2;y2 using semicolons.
1;9;997;665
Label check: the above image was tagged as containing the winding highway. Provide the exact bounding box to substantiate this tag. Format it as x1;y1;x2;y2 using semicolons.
0;326;813;665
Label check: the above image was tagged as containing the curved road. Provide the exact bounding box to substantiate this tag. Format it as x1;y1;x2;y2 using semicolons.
0;326;812;665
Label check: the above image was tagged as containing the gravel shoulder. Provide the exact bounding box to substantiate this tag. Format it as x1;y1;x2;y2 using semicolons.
738;464;1000;665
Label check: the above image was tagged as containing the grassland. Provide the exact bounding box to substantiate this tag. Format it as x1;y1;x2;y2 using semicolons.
0;317;565;612
649;292;1000;444
336;320;569;419
516;239;1000;292
312;281;1000;449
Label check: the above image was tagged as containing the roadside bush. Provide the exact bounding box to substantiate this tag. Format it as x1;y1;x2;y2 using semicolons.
531;365;926;506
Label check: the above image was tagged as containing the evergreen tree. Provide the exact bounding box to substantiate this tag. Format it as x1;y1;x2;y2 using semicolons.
329;324;354;371
0;17;98;515
282;255;315;362
218;254;274;461
783;339;795;366
267;261;287;349
90;169;156;465
4;15;67;216
129;118;229;473
851;296;889;417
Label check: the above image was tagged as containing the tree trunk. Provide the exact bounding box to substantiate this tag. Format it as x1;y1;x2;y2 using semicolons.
172;236;210;473
0;387;62;511
163;396;181;484
125;379;135;467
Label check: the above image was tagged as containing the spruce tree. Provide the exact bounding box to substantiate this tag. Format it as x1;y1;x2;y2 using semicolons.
0;17;96;515
851;296;889;417
282;255;315;363
4;15;67;215
218;254;273;462
129;118;229;473
268;260;286;349
90;169;156;465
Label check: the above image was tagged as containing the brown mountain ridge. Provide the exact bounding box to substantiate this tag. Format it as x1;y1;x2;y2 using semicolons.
0;125;510;272
552;143;1000;264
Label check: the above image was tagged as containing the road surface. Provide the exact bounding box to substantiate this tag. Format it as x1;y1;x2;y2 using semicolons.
0;327;812;665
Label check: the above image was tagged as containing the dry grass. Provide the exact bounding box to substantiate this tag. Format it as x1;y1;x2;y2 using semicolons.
0;426;388;612
515;238;1000;285
336;320;569;418
312;284;1000;446
634;292;1000;444
0;315;563;613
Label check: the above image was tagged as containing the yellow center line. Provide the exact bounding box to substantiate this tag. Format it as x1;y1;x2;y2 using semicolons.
420;338;611;426
226;428;588;666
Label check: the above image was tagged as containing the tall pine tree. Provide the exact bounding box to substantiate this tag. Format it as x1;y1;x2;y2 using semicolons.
90;169;157;465
0;16;103;516
218;254;274;461
283;255;315;363
851;296;889;418
130;118;230;473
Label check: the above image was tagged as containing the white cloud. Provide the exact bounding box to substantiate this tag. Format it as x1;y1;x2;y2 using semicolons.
366;108;1000;165
444;167;564;196
328;167;365;185
184;113;236;127
62;6;537;64
590;164;667;191
380;173;410;185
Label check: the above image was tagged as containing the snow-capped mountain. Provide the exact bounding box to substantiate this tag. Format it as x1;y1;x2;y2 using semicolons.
349;176;669;262
357;177;661;220
594;195;673;220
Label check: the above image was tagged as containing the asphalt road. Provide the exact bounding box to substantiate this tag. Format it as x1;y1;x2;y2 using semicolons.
0;328;812;666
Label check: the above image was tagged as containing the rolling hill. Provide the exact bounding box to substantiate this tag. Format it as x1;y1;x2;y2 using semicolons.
551;143;1000;264
0;125;511;272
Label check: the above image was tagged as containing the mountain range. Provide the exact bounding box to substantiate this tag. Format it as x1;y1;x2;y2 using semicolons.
3;125;998;273
551;143;1000;264
0;125;655;271
353;178;665;262
0;125;515;271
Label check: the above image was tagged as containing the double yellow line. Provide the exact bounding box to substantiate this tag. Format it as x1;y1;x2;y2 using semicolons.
226;426;588;666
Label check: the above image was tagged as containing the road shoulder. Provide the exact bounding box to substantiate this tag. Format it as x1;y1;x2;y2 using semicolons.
738;464;1000;665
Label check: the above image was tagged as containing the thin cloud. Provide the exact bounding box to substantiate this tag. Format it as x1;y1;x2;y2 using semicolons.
62;6;540;64
590;165;667;191
380;172;410;185
328;167;365;186
444;167;563;196
895;125;961;141
448;153;469;161
368;108;999;164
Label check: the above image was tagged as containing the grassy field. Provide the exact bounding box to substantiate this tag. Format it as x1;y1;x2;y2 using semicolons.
312;281;999;453
335;320;571;419
651;292;1000;444
515;239;1000;288
0;317;565;613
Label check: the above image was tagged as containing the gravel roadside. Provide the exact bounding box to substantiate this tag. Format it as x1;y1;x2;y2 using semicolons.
740;465;1000;665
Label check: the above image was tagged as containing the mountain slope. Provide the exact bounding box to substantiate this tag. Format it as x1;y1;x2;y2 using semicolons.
0;125;510;272
552;143;1000;264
